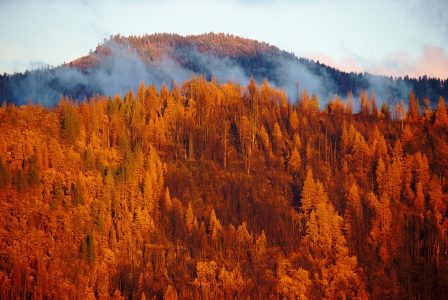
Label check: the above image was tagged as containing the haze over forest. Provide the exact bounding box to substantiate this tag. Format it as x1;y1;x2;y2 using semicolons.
1;33;447;108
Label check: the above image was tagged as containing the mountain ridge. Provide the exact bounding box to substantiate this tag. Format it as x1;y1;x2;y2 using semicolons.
1;32;447;105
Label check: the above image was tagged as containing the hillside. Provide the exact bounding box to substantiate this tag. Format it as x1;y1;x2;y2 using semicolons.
0;77;447;298
1;33;447;106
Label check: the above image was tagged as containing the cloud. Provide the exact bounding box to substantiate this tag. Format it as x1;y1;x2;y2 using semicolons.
370;45;448;79
310;44;448;79
410;46;448;79
413;0;448;38
272;56;334;104
307;52;363;74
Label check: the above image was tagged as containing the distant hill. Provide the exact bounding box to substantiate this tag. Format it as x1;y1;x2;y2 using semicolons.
1;33;447;106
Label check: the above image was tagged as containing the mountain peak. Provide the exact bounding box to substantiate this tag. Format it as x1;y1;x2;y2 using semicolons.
70;32;289;70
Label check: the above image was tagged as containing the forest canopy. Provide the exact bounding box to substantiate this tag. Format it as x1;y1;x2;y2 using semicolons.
0;77;447;299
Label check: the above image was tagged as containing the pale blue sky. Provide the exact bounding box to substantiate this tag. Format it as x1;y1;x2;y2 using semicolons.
0;0;447;77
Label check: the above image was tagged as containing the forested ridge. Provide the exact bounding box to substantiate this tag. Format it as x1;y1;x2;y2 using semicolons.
1;33;447;106
0;77;448;299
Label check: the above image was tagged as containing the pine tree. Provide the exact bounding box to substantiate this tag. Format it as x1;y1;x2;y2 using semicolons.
408;91;419;122
209;209;222;240
60;100;81;145
434;96;448;127
259;125;270;153
288;146;301;174
376;157;386;195
301;169;315;213
73;176;86;206
290;110;299;132
185;202;196;231
414;182;425;215
380;102;390;119
272;122;283;153
0;157;10;188
164;187;172;212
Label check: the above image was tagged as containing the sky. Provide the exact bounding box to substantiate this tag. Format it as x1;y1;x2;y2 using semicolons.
0;0;447;78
